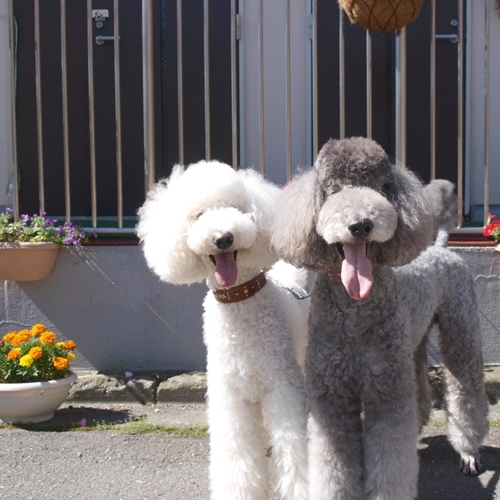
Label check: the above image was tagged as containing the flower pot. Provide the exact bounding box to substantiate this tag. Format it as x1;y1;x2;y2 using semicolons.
0;242;60;281
0;371;77;423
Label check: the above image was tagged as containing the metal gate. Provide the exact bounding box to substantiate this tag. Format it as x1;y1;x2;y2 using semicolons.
6;0;497;235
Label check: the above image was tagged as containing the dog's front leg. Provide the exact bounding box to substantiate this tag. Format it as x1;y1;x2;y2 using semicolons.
307;396;365;500
362;368;420;500
262;374;308;500
206;381;270;500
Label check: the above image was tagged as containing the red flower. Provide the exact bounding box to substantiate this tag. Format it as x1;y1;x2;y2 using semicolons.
484;220;500;237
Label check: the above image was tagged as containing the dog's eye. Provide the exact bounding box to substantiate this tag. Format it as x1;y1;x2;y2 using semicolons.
195;211;204;219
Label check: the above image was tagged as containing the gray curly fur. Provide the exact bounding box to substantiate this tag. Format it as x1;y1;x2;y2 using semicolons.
270;137;489;500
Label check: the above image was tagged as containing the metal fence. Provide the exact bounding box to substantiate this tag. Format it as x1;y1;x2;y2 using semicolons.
6;0;495;235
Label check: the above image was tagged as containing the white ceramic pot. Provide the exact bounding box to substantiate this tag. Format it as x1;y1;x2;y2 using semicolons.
0;242;60;281
0;371;77;423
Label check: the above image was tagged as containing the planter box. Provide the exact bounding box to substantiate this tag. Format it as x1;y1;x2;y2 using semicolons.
0;242;60;281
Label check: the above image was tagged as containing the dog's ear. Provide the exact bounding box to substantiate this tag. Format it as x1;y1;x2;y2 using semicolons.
270;168;328;269
372;165;434;266
136;165;207;284
236;168;281;269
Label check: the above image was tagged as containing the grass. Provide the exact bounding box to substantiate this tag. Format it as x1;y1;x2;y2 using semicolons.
0;416;209;436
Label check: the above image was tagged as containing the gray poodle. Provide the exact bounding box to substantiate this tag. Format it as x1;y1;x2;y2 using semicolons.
270;137;488;500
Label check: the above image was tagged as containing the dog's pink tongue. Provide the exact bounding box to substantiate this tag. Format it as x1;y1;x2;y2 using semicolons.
341;243;373;300
214;252;238;287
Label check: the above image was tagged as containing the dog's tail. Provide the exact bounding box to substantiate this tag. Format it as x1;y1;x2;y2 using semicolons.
423;179;457;248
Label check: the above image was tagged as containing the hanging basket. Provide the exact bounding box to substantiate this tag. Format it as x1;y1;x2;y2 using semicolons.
338;0;425;32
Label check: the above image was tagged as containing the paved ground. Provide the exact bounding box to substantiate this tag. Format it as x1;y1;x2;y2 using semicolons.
1;402;500;499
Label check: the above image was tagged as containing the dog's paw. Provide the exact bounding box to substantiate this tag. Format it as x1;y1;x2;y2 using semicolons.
459;452;481;475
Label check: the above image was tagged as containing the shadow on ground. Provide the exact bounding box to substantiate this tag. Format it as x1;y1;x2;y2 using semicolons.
10;405;144;431
418;434;500;500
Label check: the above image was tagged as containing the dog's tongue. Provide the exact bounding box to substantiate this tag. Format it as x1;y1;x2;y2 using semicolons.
214;252;238;287
341;243;373;300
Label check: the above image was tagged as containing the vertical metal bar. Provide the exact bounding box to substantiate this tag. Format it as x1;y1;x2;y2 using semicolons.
395;28;407;166
230;0;238;169
34;0;45;213
143;0;155;191
483;0;490;225
87;0;97;228
60;0;71;221
258;0;265;175
430;0;436;180
204;0;211;160
366;30;372;139
339;9;345;139
312;0;318;160
8;0;19;219
176;0;184;165
114;0;123;228
456;0;464;227
285;0;292;180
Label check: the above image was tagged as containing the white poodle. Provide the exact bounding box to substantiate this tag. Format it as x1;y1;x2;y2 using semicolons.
136;160;309;500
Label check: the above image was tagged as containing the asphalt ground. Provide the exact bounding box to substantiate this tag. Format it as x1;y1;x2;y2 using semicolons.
1;402;500;500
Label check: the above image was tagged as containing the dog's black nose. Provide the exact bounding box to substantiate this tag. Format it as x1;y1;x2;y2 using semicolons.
348;219;374;238
213;232;234;250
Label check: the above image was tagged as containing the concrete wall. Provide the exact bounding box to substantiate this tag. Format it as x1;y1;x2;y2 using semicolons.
1;245;499;372
0;246;207;373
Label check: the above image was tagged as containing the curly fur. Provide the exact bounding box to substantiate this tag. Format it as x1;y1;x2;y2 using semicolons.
137;160;309;500
270;137;488;500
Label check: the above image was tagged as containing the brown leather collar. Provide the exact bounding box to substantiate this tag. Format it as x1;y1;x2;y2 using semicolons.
325;266;342;282
213;271;267;303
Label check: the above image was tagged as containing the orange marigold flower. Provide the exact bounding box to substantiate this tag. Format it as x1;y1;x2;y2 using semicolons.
64;340;76;350
7;348;21;360
29;346;43;360
40;332;57;345
2;331;16;343
30;323;47;337
11;330;31;346
53;356;69;370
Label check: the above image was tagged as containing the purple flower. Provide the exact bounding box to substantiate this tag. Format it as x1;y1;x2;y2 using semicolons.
5;208;12;213
21;214;29;222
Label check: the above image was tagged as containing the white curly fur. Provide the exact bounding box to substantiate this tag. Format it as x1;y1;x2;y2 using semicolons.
137;160;309;500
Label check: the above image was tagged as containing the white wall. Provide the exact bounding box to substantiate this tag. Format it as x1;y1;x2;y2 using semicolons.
465;0;500;210
0;1;12;209
238;0;312;186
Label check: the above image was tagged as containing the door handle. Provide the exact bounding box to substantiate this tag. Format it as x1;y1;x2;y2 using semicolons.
95;35;120;45
435;34;458;43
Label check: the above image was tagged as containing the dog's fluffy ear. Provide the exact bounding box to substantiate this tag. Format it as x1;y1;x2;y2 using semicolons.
237;168;281;269
371;165;434;266
136;165;207;284
270;168;328;269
